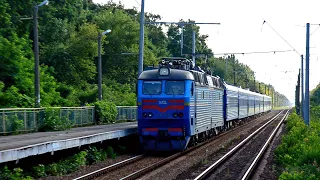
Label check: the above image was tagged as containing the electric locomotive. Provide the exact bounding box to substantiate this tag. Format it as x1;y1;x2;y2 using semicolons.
137;57;224;151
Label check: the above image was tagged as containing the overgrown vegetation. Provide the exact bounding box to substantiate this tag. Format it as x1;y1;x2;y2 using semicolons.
4;114;24;134
0;145;123;179
0;0;287;109
276;83;320;179
38;108;73;131
94;101;117;124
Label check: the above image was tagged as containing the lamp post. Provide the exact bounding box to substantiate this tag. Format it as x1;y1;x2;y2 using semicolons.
138;0;145;76
98;29;112;101
34;0;49;108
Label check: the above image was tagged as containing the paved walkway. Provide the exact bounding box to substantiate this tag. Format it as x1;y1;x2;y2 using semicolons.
0;122;137;163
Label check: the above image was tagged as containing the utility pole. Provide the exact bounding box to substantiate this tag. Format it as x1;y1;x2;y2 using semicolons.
180;24;184;56
192;31;196;66
144;21;220;67
98;33;102;100
301;55;304;118
34;4;40;107
253;76;256;92
259;83;261;93
97;29;111;101
138;0;145;76
305;23;310;126
296;70;300;115
33;0;49;107
225;57;228;78
233;56;236;86
265;85;266;95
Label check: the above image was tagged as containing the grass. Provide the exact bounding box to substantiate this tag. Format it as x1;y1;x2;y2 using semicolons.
275;112;320;179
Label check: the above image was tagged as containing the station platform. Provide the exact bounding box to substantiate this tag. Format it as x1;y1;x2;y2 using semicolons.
0;122;137;164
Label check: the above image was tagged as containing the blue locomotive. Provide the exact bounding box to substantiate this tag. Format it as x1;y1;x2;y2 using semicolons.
137;57;271;151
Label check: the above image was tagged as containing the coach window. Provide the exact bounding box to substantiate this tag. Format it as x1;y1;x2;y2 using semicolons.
166;81;185;95
191;82;194;96
143;81;162;95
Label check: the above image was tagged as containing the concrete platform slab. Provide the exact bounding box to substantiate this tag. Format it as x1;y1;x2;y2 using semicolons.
0;122;137;163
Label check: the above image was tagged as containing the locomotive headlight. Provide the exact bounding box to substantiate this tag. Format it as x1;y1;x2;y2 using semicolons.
159;67;169;76
148;113;153;117
173;113;178;118
143;112;148;117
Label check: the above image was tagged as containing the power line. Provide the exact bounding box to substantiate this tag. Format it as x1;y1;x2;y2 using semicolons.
310;24;320;36
133;0;140;6
262;19;301;56
214;49;294;56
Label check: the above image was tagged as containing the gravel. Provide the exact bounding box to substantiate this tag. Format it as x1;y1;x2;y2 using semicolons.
39;154;134;180
41;110;287;180
203;111;285;179
95;156;165;180
251;120;287;180
138;111;280;180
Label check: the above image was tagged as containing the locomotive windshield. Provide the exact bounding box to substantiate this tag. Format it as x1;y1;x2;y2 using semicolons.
165;81;185;95
143;81;162;95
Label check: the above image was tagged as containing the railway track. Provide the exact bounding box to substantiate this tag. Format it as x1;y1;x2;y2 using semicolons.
73;110;282;180
194;109;290;180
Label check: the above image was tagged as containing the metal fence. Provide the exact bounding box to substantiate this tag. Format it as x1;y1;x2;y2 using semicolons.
0;106;137;134
116;106;137;121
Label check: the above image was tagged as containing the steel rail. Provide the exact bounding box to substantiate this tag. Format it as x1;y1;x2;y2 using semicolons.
73;111;276;180
118;111;278;180
241;109;290;180
194;110;284;180
73;155;144;180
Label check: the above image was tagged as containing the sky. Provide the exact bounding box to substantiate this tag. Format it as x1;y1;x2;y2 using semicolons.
93;0;320;104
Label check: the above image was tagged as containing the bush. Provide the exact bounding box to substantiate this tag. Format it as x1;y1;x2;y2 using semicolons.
4;114;24;134
275;113;320;179
86;146;107;165
0;166;33;180
32;164;46;178
38;108;73;131
94;101;117;123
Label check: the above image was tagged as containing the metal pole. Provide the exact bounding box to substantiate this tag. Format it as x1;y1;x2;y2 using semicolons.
180;25;184;56
253;76;256;92
192;30;196;66
33;5;40;107
305;23;310;125
98;33;102;101
301;55;304;119
225;58;228;77
138;0;145;76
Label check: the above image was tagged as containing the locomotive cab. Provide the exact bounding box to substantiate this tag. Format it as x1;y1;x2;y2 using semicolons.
137;58;194;151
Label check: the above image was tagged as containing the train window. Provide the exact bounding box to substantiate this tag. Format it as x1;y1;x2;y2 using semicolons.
165;81;185;95
143;81;162;95
191;82;194;96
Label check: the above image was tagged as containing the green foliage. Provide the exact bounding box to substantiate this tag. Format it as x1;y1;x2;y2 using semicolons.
0;144;124;179
0;166;33;180
94;101;117;123
106;146;117;159
32;164;46;178
6;114;24;134
102;81;137;106
86;146;107;165
0;0;287;110
311;83;320;106
275;113;320;179
39;108;73;131
311;106;320;121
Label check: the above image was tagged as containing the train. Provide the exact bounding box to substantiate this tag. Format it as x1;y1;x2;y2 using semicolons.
137;57;272;151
